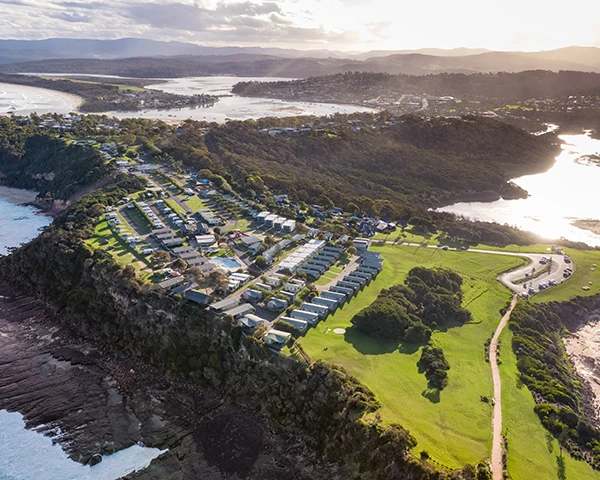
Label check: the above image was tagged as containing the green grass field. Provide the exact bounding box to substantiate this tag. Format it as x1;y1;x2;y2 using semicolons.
86;220;154;281
298;243;599;476
183;195;206;212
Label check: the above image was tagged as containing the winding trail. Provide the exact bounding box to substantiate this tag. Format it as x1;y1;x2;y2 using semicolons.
490;294;518;480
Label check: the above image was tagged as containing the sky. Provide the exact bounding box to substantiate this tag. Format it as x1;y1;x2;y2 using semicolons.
1;0;600;52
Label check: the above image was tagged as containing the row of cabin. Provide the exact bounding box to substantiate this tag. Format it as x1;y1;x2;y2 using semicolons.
277;239;326;273
256;211;296;233
295;245;345;279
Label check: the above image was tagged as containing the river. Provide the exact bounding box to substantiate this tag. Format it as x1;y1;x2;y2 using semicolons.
5;75;373;121
438;131;600;246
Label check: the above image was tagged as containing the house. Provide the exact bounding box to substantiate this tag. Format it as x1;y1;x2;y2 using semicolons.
350;270;373;283
344;275;367;287
356;266;380;277
266;297;288;312
279;290;296;303
172;245;195;256
290;309;320;326
330;285;354;297
278;316;308;334
263;329;292;350
195;235;217;248
285;280;305;293
255;282;272;291
184;290;212;306
282;220;296;233
172;282;194;295
300;302;330;319
321;290;347;305
238;314;267;332
240;235;263;253
242;289;263;303
361;251;383;270
266;276;282;288
338;280;361;292
312;296;338;312
158;276;185;290
210;297;240;314
353;238;372;251
227;280;241;292
162;237;184;248
264;214;279;228
256;211;270;224
223;303;256;320
229;273;251;284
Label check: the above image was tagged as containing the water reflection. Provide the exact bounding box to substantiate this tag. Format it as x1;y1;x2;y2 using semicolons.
438;132;600;246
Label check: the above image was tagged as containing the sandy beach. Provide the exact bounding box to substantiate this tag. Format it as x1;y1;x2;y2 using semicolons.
0;82;83;115
0;185;39;205
572;219;600;236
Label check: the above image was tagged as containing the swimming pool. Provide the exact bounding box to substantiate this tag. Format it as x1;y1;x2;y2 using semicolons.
212;257;243;271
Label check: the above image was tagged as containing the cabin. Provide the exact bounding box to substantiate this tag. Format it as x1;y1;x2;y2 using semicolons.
321;290;347;305
284;280;305;294
223;303;256;320
300;302;329;319
278;316;308;334
256;211;270;224
242;289;264;303
240;235;263;253
290;309;320;326
184;290;212;306
330;285;354;297
209;297;240;314
266;297;288;312
312;296;338;311
238;314;267;333
158;276;185;290
282;220;296;233
263;329;292;350
353;238;372;251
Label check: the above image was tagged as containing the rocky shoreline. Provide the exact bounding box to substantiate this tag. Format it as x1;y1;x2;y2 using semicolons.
0;283;341;479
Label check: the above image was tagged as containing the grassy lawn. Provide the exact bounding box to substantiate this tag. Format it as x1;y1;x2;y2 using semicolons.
86;220;153;282
299;245;523;469
183;195;206;212
225;218;252;232
121;206;152;235
164;199;187;218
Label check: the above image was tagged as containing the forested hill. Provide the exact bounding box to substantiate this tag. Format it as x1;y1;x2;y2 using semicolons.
159;115;558;210
0;118;110;199
233;70;600;102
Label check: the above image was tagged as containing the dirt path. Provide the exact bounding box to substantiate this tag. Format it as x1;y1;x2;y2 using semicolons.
490;294;518;480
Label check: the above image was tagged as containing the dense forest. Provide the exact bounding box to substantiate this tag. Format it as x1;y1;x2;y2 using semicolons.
0;118;110;199
159;115;558;210
351;267;471;344
0;174;491;479
233;70;600;102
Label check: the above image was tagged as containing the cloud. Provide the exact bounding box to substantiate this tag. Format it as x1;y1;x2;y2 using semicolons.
0;0;597;51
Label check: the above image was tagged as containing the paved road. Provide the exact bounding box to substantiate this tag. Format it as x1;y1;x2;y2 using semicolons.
490;294;518;480
382;241;573;295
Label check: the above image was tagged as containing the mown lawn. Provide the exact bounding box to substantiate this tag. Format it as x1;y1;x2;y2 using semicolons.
299;245;521;468
86;220;153;282
183;195;206;212
298;243;598;476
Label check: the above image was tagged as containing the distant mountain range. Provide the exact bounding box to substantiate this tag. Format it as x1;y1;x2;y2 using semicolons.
0;38;599;77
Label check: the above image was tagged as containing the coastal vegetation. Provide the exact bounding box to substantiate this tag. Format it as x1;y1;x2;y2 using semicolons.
351;267;470;344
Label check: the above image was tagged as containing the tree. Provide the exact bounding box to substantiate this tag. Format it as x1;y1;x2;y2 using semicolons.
263;235;275;248
185;266;205;284
171;258;188;273
255;255;268;268
151;250;170;266
208;270;229;291
347;245;357;256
